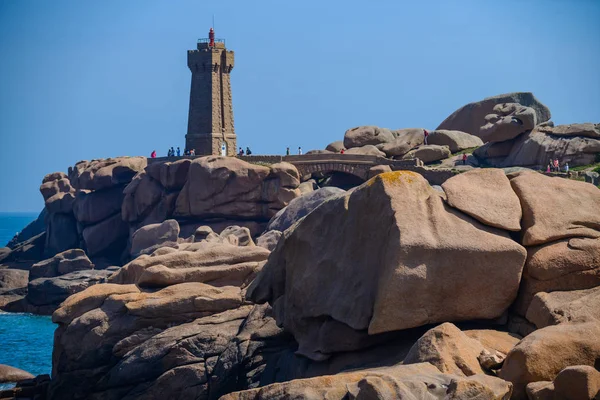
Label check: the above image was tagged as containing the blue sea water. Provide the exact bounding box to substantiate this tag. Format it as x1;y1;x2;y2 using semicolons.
0;212;55;389
0;212;38;247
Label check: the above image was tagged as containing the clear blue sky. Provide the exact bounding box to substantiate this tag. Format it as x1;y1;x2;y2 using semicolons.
1;0;599;212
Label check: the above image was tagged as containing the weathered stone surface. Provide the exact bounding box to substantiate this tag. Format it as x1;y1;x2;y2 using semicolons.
553;365;600;400
174;156;300;220
298;179;316;195
367;164;392;179
501;127;600;168
526;237;600;282
305;149;333;155
499;320;600;400
145;158;191;190
480;103;537;143
44;212;78;258
221;363;512;400
526;287;600;329
402;145;452;163
249;171;526;359
130;219;180;258
537;122;600;139
442;168;522;231
343;126;395;149
436;92;551;136
0;364;34;383
121;172;164;223
256;230;282;251
267;187;345;232
49;282;251;399
510;171;600;246
427;129;484;152
81;212;129;257
219;225;255;247
464;329;521;356
378;128;425;157
110;241;270;288
68;157;147;191
403;323;486;376
344;144;386;157
0;269;28;291
73;185;124;225
29;249;93;280
325;140;344;152
515;239;600;316
25;269;112;314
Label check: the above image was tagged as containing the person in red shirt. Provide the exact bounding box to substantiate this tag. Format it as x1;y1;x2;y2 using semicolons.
340;148;345;154
462;153;468;165
150;150;157;158
423;129;429;145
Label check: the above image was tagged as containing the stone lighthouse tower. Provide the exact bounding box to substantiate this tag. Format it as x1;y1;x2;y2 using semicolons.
185;28;236;156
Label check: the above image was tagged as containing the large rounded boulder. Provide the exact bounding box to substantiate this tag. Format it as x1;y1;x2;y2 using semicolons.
248;171;527;360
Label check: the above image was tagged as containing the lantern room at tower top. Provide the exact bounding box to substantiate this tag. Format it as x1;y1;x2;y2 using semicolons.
197;28;226;49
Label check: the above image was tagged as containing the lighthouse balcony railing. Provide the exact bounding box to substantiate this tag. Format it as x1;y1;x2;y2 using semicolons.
198;38;226;45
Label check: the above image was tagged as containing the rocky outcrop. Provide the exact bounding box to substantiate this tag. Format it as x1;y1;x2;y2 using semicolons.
130;219;180;258
325;140;344;152
377;128;425;157
427;129;484;152
40;157;146;262
109;241;269;288
526;365;600;400
500;320;600;400
343;126;395;148
221;363;512;400
266;187;345;232
442;168;522;231
526;287;600;329
479;103;538;143
508;171;600;315
344;144;386;156
24;269;113;314
403;323;487;376
402;144;452;163
249;171;526;360
0;364;35;383
436;92;551;137
121;157;300;244
474;123;600;168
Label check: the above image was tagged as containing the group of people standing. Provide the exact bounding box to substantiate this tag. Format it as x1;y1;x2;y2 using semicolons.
238;147;252;156
285;147;303;155
547;159;569;173
149;147;196;158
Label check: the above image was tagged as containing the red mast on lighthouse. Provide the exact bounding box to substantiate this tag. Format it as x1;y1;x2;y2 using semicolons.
208;27;215;48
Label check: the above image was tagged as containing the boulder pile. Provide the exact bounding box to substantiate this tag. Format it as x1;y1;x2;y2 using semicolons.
41;167;600;399
2;91;600;400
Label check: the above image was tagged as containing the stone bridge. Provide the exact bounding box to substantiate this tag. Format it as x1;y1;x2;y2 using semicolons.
149;154;423;180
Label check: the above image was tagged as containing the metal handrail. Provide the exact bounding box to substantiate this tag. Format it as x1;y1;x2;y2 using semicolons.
198;38;226;45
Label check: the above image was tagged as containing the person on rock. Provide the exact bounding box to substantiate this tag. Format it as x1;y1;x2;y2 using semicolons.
340;148;345;154
462;153;468;165
176;147;181;157
239;147;244;156
246;147;252;155
190;148;195;156
546;164;551;173
298;146;303;155
553;159;559;172
151;150;156;158
423;129;429;145
286;147;290;156
564;162;569;174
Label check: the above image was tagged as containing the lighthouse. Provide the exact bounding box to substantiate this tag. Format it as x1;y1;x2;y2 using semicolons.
185;28;236;156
